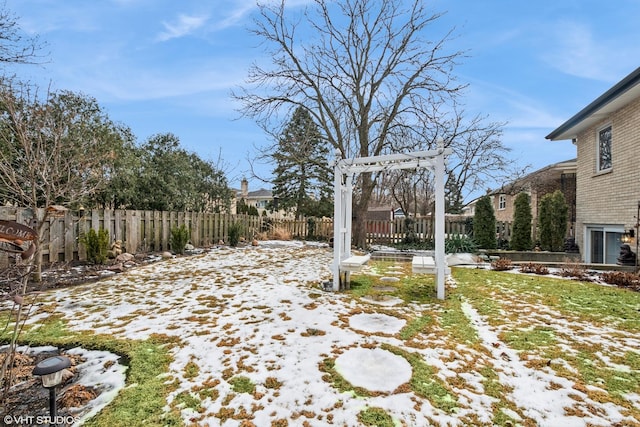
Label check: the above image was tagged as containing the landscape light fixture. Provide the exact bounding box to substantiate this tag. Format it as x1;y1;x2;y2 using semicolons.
622;229;635;244
32;355;71;425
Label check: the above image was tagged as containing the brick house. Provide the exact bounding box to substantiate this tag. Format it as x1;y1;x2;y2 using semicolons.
464;159;577;243
546;66;640;264
490;159;576;226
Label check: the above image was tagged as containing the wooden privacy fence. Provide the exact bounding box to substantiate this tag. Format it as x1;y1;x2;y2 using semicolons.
0;207;507;267
365;216;474;246
0;207;262;266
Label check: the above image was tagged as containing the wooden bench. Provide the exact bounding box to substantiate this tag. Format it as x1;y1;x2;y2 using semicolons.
336;253;371;290
412;256;450;275
339;254;371;272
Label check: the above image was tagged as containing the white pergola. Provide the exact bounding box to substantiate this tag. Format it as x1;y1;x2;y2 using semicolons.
331;142;452;299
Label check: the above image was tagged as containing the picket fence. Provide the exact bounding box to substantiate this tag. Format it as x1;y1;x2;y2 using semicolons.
0;207;508;267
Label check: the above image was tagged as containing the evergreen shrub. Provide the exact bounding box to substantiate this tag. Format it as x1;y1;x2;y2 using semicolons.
170;224;190;254
228;222;243;247
473;195;497;249
79;228;110;264
511;192;532;251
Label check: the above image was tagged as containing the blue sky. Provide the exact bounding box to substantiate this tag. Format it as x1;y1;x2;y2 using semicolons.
5;0;640;196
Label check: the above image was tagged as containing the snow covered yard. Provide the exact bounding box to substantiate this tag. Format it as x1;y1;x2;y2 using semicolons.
13;241;640;426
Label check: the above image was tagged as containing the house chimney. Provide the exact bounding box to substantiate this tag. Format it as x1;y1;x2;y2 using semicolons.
241;178;248;198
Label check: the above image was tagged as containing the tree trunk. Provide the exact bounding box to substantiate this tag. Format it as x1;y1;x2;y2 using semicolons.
351;173;376;249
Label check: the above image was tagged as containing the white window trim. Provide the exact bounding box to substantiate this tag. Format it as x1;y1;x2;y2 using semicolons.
596;123;612;173
498;194;506;210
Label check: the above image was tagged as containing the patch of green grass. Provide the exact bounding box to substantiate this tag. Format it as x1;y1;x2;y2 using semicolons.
184;359;200;380
479;366;505;400
570;350;640;403
382;344;457;413
348;275;376;297
366;260;400;276
174;391;202;412
440;299;479;345
477;366;523;426
228;375;255;394
399;314;434;340
622;350;640;370
14;314;68;342
556;285;640;330
452;268;640;330
398;275;437;303
500;326;556;351
358;406;395;427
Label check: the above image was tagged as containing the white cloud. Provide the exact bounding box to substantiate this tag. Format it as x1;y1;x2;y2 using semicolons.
211;0;313;31
462;77;566;129
541;21;639;83
156;13;209;41
63;56;250;103
213;2;255;30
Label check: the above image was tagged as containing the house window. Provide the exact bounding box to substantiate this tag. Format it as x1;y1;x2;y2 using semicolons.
597;125;612;171
498;194;506;210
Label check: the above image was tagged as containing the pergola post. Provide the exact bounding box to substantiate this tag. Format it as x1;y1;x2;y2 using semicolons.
434;141;446;300
332;156;343;291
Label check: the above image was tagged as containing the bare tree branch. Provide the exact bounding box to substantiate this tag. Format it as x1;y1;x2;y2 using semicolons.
0;3;47;68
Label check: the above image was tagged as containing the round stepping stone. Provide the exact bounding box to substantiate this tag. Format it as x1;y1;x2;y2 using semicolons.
349;313;406;334
335;348;411;392
361;296;404;306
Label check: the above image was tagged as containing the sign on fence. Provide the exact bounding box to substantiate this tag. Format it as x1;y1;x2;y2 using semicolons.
0;220;38;259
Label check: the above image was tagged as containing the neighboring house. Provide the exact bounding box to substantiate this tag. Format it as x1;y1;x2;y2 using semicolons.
392;207;405;219
493;159;576;234
463;159;577;237
235;178;275;216
366;206;397;221
366;206;394;234
546;66;640;264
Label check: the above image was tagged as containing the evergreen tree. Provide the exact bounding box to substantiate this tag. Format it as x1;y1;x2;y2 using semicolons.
272;107;332;218
510;192;532;251
445;171;464;214
237;199;259;216
473;195;497;249
538;190;568;251
133;133;232;212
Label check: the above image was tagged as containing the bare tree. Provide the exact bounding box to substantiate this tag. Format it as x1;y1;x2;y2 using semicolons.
439;110;523;205
235;0;466;247
0;80;132;278
0;3;46;67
